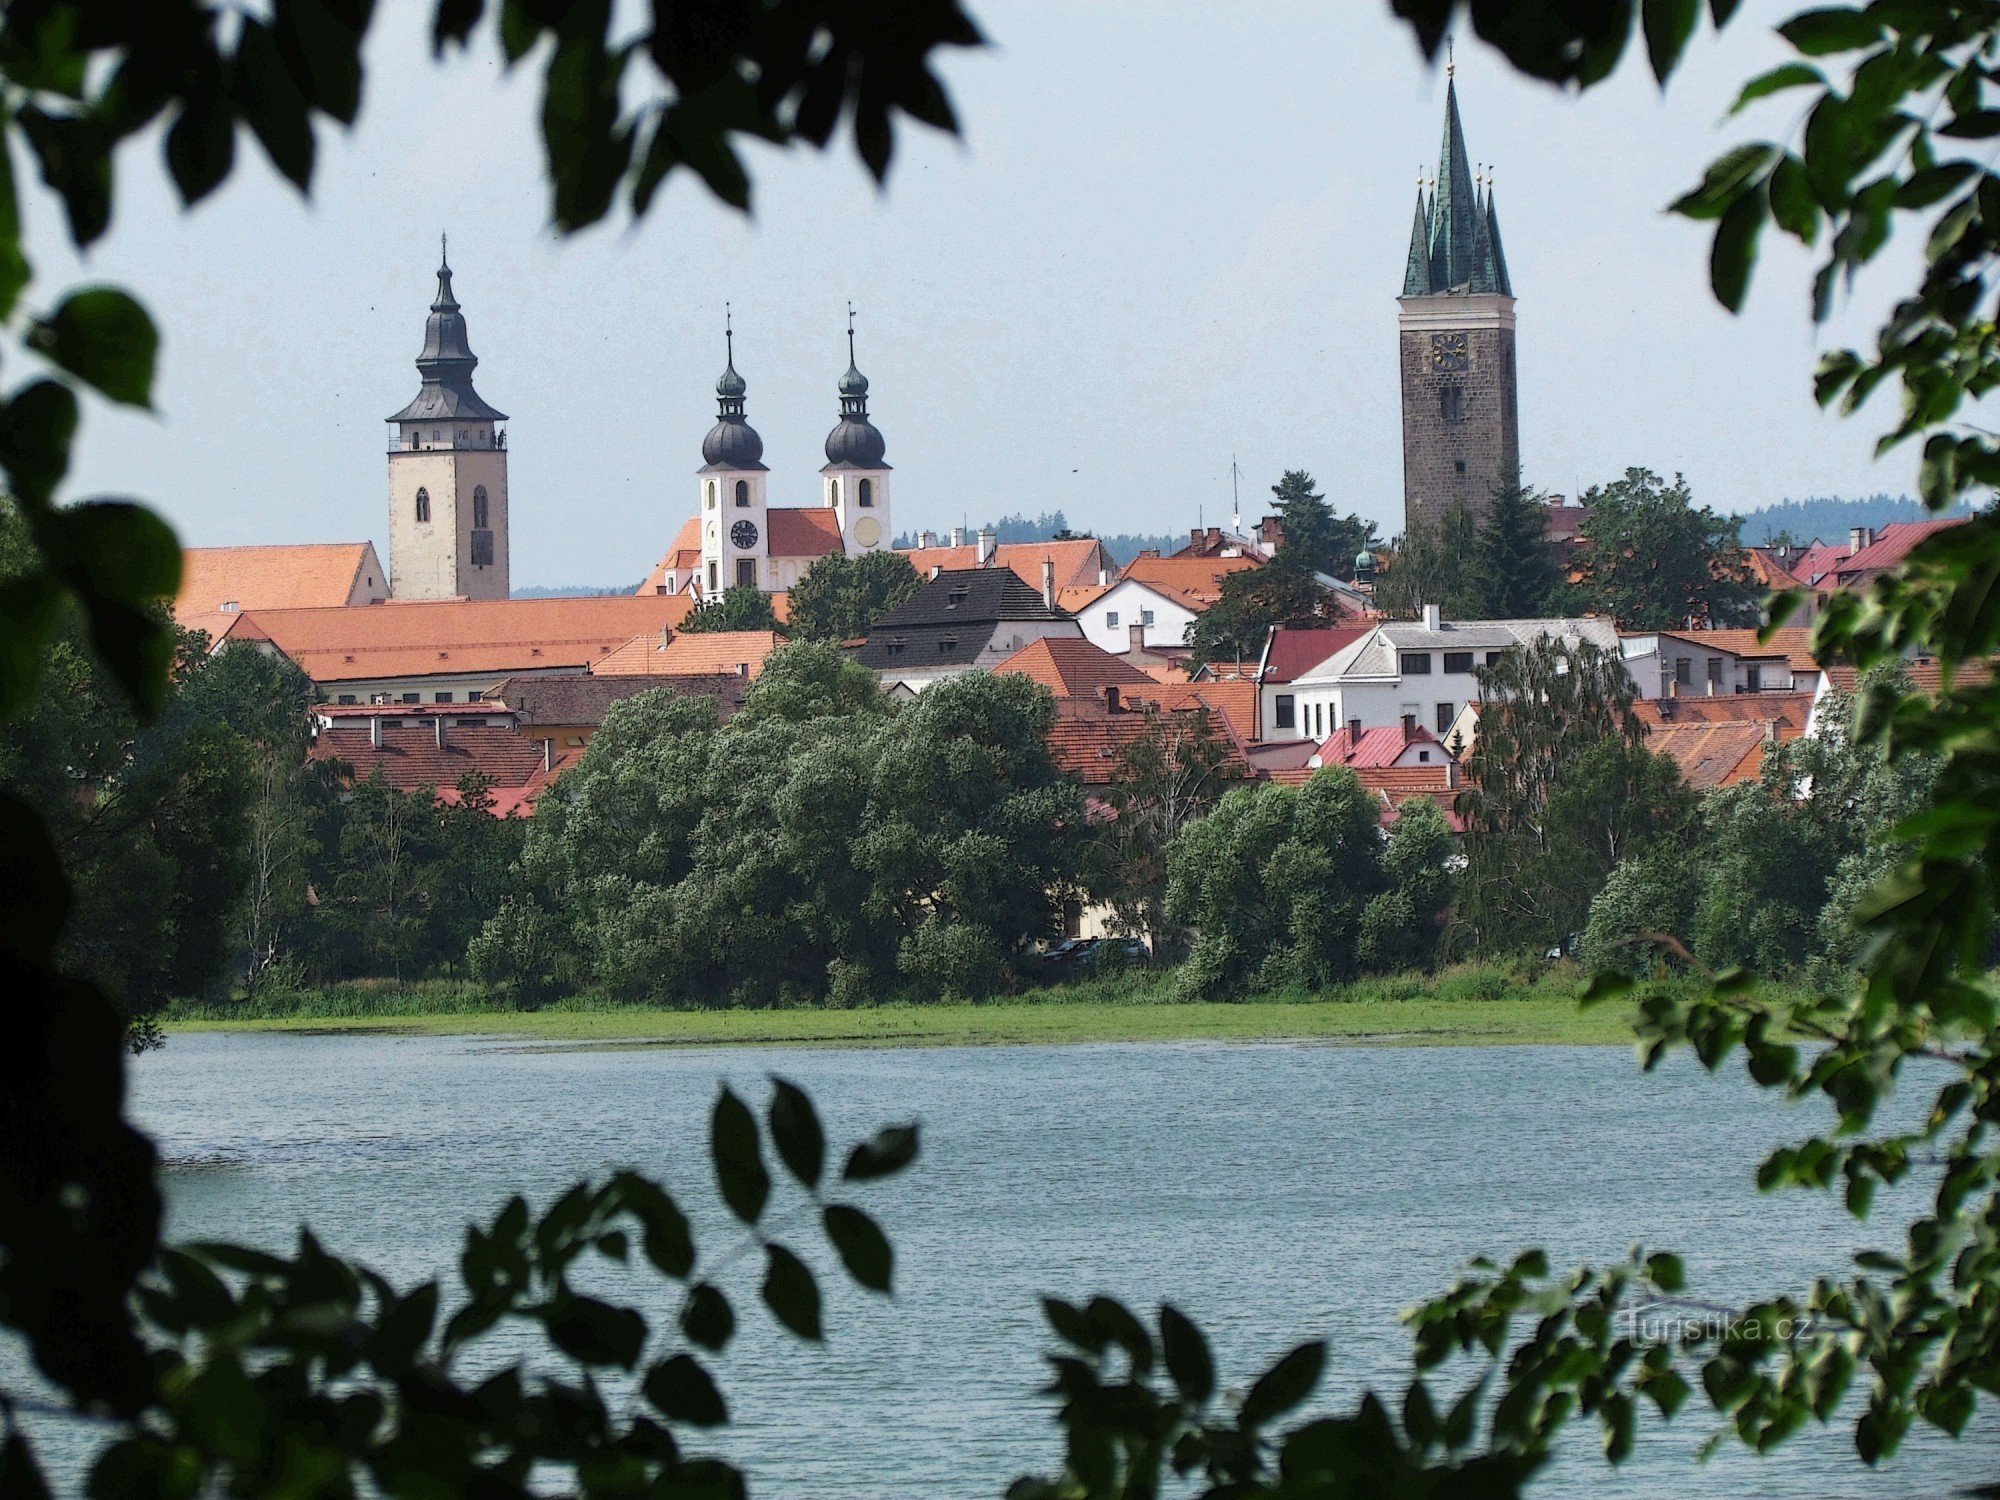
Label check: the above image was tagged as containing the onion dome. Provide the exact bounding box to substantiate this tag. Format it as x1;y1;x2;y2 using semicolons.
702;320;766;470
822;311;890;471
387;236;507;423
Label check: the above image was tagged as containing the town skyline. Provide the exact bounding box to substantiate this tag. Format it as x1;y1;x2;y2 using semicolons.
28;0;1926;589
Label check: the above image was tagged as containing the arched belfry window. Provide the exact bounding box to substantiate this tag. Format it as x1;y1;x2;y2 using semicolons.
473;485;489;529
705;481;717;511
415;487;431;524
829;479;840;505
734;480;749;508
859;478;874;508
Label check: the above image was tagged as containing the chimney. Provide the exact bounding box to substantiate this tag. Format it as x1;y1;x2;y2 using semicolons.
543;737;554;773
919;529;936;549
1190;527;1204;549
977;526;997;564
1401;713;1416;742
1042;558;1056;613
369;715;383;749
1849;525;1874;554
929;565;942;580
1348;717;1361;744
1420;603;1442;632
1097;566;1108;586
435;716;445;750
1128;621;1145;654
950;525;966;548
1206;526;1222;550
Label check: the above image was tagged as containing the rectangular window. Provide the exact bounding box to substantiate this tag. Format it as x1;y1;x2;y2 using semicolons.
434;692;454;703
706;561;718;592
470;530;494;567
1486;650;1505;666
1274;694;1296;730
1674;658;1691;685
1400;652;1433;675
401;693;420;704
1746;665;1763;692
1440;386;1465;421
1106;611;1120;628
1436;702;1453;733
735;558;756;587
1707;658;1723;683
337;694;357;705
1443;651;1473;673
1141;609;1155;626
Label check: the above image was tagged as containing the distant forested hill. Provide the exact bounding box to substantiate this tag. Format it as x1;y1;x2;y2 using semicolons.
512;583;641;599
894;511;1183;566
1733;494;1979;544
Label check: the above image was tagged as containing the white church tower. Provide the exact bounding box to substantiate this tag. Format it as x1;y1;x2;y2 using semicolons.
386;239;510;600
699;315;770;597
822;305;891;556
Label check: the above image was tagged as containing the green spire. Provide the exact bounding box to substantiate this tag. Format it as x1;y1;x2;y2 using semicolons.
1482;186;1512;296
1428;78;1478;291
1403;185;1433;296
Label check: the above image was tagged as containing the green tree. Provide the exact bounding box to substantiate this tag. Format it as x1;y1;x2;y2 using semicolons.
1477;484;1563;618
1373;497;1486;618
735;639;894;727
680;584;782;634
326;772;441;982
1095;705;1245;954
788;549;922;641
1166;771;1388;999
1358;796;1458;972
1571;467;1760;629
1269;469;1379;581
1459;636;1691;954
1186;563;1345;668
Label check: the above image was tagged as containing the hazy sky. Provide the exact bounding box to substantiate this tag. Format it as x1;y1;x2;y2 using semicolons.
28;2;1930;587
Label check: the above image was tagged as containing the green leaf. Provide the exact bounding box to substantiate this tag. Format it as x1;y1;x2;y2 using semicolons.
843;1123;919;1181
644;1353;727;1426
50;501;182;606
822;1204;892;1293
1642;0;1699;86
1580;969;1633;1004
1671;142;1777;221
1768;154;1819;244
232;19;315;191
711;1085;769;1225
1731;62;1824;113
1159;1304;1214;1405
28;289;159;408
761;1243;822;1341
0;379;78;507
166;96;237;208
681;1283;734;1352
434;0;485;52
1646;1252;1686;1293
542;1293;647;1369
1239;1341;1326;1428
1043;1296;1106;1353
1778;8;1881;56
19;106;111;248
1710;184;1768;313
768;1076;825;1188
1;1426;50;1500
615;1173;694;1279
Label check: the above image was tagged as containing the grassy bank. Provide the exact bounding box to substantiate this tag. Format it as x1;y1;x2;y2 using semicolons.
162;963;1673;1048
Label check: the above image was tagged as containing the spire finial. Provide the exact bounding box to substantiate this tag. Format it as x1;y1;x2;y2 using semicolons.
725;301;734;364
1446;34;1454;77
846;299;856;365
440;231;448;271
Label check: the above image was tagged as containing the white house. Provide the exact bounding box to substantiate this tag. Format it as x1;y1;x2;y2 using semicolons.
1278;607;1637;744
1078;576;1203;654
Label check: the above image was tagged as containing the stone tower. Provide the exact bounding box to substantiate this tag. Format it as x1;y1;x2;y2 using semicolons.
387;241;510;600
1398;77;1518;536
821;308;891;557
698;318;770;597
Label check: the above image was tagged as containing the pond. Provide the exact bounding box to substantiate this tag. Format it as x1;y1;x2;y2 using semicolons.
82;1032;2000;1495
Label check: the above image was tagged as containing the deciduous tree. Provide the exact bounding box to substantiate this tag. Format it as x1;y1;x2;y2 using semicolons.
788;550;922;641
1570;467;1760;629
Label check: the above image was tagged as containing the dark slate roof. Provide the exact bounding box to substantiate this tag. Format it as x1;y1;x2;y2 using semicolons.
701;335;766;470
483;673;747;725
854;567;1066;671
388;255;508;423
822;337;888;469
1402;80;1513;298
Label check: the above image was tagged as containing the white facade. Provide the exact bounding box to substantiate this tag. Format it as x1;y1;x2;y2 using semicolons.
826;468;890;556
1078;579;1198;653
1281;610;1637;744
700;468;769;595
1650;631;1797;697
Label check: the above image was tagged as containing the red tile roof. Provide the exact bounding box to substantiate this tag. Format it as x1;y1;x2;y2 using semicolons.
1658;627;1820;673
1259;625;1372;683
1312;723;1449;768
593;629;785;680
638;518;702;594
898;538;1113;598
1117;552;1261;608
1646;720;1789;790
176;543;386;635
233;594;696;683
1633;692;1814;732
1045;703;1254;786
994;637;1155;698
1744;550;1802;591
1834;519;1970;582
1119;679;1261;745
310;720;549;797
1790;540;1849;587
767;507;846;559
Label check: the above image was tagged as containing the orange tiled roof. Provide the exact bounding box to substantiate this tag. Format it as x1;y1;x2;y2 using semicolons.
176;543;385;632
593;629;785;680
1646;719;1789;790
234;594;696;683
1659;627;1821;673
767;507;846;559
310;720;549;797
1835;519;1970;581
898;538;1113;598
1744;550;1803;591
1045;703;1254;786
1121;679;1260;745
994;637;1155;698
1633;692;1814;732
1117;552;1260;608
638;518;703;594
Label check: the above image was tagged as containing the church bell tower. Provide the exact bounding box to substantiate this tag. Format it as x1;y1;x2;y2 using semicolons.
822;306;891;556
698;314;770;597
387;239;510;600
1398;72;1519;536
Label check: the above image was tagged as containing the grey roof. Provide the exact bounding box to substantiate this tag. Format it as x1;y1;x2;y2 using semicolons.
1299;617;1622;683
387;255;508;424
483;673;748;725
823;330;888;469
702;331;766;470
855;567;1064;670
1402;80;1513;298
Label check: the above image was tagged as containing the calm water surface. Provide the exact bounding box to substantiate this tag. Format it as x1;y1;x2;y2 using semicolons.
104;1033;2000;1496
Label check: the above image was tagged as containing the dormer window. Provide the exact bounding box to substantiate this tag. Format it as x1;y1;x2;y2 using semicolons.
946;588;969;608
220;600;239;613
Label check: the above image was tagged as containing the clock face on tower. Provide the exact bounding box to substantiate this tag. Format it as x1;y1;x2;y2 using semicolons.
730;519;759;551
1430;332;1469;372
